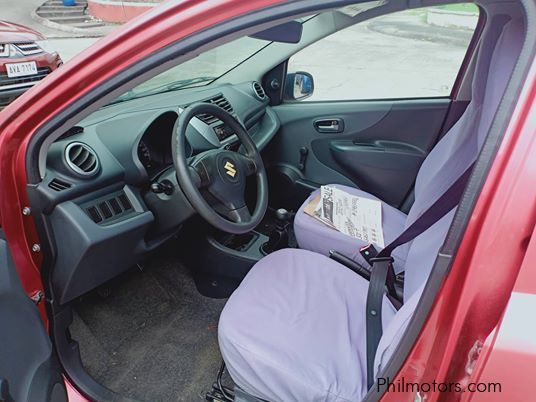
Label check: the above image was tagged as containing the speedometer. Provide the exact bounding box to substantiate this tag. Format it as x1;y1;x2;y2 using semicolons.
137;140;152;168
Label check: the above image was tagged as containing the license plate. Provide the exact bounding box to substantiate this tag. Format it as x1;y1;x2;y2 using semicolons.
6;61;38;78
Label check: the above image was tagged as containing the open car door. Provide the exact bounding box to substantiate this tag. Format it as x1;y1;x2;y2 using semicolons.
0;233;67;402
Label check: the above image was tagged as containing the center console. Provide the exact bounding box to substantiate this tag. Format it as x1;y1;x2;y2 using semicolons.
182;208;294;298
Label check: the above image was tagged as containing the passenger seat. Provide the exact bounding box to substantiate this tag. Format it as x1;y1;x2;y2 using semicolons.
293;14;522;271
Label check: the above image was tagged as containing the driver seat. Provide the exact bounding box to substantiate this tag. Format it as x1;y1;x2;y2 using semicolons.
218;17;522;402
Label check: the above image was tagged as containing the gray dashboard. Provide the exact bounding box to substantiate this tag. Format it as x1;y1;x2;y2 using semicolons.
37;81;279;304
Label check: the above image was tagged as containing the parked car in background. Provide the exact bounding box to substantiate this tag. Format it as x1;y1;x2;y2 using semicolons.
0;20;62;108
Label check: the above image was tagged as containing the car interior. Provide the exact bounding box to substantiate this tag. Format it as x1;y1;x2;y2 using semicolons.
20;0;531;401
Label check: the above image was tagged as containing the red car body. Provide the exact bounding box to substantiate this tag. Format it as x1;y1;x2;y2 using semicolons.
0;1;534;401
0;20;62;107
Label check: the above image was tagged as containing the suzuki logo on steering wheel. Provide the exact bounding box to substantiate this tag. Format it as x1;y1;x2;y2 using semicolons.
224;161;237;178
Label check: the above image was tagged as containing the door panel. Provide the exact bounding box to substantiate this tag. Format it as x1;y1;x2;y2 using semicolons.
325;140;426;206
0;235;67;402
264;99;450;209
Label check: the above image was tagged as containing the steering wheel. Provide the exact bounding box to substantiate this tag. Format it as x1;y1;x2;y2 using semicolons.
172;103;268;234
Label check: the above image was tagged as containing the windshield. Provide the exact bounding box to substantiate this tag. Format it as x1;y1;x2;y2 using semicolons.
110;36;270;104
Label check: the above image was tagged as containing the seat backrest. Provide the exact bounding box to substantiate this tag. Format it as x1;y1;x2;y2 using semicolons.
403;14;524;300
406;14;517;230
373;12;525;377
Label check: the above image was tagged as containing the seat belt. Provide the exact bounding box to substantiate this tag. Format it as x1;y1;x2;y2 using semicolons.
365;163;474;389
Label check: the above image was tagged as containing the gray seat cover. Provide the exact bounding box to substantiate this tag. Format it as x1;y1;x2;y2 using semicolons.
219;15;523;402
294;185;409;272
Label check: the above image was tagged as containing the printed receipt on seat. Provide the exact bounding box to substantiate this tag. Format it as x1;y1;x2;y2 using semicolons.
304;186;385;248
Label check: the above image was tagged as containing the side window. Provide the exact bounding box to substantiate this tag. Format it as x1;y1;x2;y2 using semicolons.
286;5;479;102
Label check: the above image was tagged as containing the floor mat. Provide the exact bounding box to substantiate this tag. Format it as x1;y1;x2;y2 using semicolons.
71;245;229;401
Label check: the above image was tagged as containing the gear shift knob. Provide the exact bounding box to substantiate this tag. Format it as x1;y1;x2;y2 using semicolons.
275;208;289;222
261;208;291;254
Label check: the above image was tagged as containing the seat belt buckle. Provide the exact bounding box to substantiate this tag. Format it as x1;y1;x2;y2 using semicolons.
359;244;378;266
369;255;394;264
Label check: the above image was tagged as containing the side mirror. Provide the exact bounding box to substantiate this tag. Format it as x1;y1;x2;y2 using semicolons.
284;71;314;101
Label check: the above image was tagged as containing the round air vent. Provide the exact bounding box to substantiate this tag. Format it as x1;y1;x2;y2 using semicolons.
253;82;266;100
65;142;99;177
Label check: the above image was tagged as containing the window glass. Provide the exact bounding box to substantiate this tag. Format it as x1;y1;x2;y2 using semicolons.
287;4;479;101
109;37;269;105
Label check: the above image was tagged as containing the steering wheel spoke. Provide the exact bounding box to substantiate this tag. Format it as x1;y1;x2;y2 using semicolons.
189;164;210;188
223;203;251;223
235;153;257;176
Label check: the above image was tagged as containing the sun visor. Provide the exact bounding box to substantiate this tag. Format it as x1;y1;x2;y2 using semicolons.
249;20;303;44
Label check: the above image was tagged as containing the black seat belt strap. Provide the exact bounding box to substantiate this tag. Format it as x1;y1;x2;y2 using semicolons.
365;256;392;387
365;163;474;389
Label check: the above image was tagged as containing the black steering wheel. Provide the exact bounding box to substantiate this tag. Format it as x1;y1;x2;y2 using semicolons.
172;103;268;234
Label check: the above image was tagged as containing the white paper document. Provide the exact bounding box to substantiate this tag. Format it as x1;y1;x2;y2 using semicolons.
314;186;385;248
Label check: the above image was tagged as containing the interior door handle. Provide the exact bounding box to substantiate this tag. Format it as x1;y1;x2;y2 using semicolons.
314;118;344;133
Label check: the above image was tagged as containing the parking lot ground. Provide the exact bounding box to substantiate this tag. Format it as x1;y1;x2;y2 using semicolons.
49;37;100;61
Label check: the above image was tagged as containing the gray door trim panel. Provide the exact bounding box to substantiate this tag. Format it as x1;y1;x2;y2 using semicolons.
267;98;450;206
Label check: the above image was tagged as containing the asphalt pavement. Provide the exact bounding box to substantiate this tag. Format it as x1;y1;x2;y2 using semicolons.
49;37;100;61
290;13;473;101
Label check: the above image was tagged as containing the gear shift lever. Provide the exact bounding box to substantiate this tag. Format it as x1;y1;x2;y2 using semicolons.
261;208;291;254
275;208;289;228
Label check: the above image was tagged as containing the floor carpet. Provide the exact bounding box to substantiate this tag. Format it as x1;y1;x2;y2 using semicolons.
70;245;230;401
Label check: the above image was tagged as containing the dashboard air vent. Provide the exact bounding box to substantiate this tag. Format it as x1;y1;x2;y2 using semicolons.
65;142;99;177
86;206;102;223
197;94;234;125
253;82;266;99
48;178;72;192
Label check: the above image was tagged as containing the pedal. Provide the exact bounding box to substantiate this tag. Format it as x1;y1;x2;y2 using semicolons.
205;388;227;402
205;361;234;401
